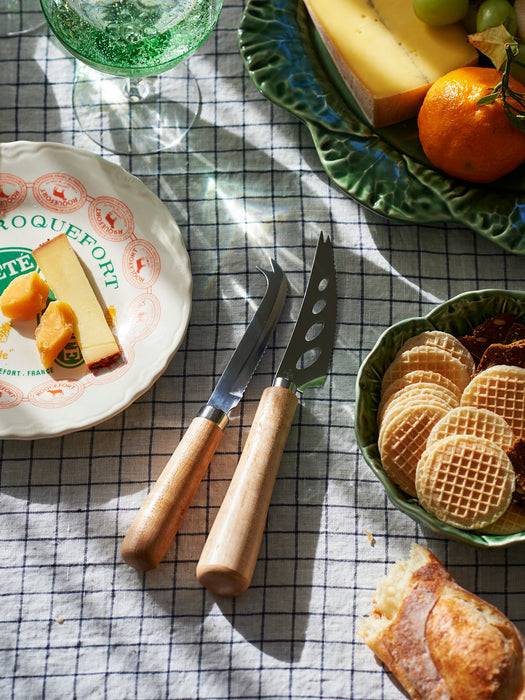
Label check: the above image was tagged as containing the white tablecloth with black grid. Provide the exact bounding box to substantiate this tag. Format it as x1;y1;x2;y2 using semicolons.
2;2;525;699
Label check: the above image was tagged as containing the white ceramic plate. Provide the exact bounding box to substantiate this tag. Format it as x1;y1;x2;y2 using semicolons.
0;141;192;439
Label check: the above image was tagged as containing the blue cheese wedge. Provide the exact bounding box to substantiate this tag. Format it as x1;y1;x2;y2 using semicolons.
32;234;121;369
304;0;478;127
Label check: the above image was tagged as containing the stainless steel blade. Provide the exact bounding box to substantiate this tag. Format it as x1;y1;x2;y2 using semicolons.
205;259;287;417
274;233;336;393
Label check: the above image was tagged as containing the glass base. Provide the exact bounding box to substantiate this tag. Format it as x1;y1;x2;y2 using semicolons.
73;63;202;155
0;0;45;36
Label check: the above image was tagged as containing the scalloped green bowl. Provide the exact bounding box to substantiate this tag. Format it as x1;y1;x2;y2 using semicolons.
355;289;525;548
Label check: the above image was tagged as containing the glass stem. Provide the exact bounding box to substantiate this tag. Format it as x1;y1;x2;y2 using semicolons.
126;77;151;102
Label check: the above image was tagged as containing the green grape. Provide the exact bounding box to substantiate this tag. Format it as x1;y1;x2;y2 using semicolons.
462;3;481;33
413;0;469;26
476;0;519;34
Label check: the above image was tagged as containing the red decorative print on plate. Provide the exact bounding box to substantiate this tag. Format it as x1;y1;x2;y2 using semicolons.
88;196;134;242
122;293;161;345
28;380;85;408
0;382;23;408
33;173;87;213
0;174;27;215
123;239;161;289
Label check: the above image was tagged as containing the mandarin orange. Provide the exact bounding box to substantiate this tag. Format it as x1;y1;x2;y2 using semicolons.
417;66;525;183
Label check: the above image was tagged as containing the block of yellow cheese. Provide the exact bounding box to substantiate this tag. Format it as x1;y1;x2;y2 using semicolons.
304;0;478;127
35;300;75;369
0;271;50;321
32;234;121;369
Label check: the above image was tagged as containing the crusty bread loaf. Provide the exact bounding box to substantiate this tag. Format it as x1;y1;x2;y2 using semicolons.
358;544;525;699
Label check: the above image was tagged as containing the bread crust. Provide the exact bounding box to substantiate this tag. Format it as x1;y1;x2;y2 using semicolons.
358;545;525;699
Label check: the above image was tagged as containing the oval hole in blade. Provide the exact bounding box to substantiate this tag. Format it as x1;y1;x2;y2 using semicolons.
312;298;326;315
296;346;322;370
318;277;328;292
305;321;324;342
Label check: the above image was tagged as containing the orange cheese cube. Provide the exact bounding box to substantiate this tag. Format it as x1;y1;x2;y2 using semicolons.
0;271;50;320
35;300;75;368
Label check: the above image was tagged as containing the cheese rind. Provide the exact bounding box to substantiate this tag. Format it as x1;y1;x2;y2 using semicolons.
32;234;121;369
304;0;478;127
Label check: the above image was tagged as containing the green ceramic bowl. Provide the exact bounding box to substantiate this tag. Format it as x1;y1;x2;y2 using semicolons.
355;289;525;548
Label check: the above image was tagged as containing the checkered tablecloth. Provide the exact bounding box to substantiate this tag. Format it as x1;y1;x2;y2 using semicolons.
2;2;525;699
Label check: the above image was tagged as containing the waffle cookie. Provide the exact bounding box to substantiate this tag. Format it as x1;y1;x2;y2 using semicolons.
427;406;515;452
416;434;515;530
381;344;471;396
377;384;459;428
480;499;525;536
379;402;450;497
378;383;458;429
479;437;525;535
379;369;463;406
461;365;525;439
398;330;475;377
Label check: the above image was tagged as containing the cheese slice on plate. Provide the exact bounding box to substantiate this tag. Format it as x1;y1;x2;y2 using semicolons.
304;0;478;127
33;234;121;369
35;300;75;369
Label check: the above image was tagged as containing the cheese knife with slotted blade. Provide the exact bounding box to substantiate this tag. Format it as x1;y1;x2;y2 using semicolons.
196;233;337;596
121;260;287;571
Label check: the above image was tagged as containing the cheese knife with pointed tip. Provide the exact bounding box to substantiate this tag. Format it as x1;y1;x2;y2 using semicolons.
196;233;337;596
121;260;287;571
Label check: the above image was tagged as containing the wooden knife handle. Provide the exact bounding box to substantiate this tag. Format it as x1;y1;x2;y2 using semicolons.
196;385;298;596
121;416;224;571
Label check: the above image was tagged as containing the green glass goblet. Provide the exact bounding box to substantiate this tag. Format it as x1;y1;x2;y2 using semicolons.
40;0;223;154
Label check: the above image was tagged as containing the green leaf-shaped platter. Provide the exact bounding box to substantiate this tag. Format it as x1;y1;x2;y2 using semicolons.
238;0;525;254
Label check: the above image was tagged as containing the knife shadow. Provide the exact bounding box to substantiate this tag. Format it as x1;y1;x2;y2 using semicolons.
129;383;331;664
197;396;331;663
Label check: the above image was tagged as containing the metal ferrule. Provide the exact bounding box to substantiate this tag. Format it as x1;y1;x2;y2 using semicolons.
273;376;296;393
198;405;229;430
